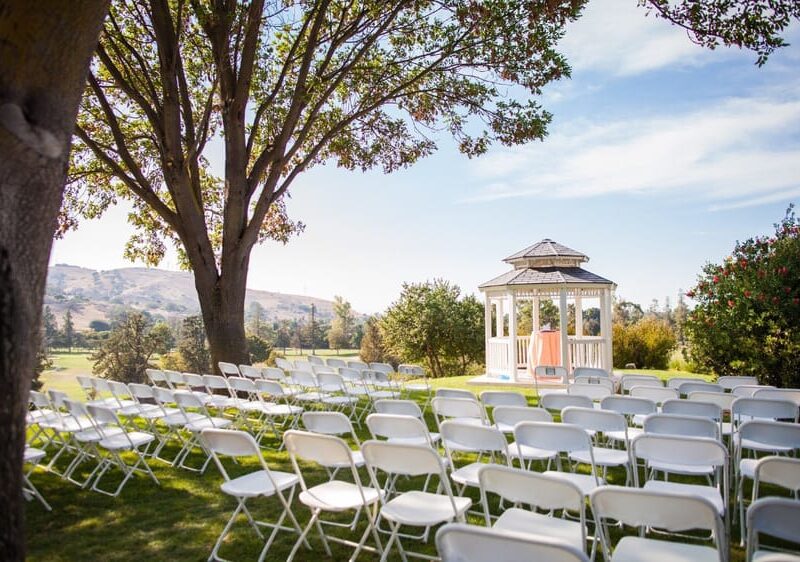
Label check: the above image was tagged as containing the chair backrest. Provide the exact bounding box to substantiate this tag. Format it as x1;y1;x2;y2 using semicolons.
261;366;287;381
480;391;527;408
302;411;356;438
254;379;289;399
128;383;155;401
366;414;433;445
227;376;257;395
164;370;186;387
86;403;119;426
591;486;724;562
664;376;700;389
754;456;800;493
631;434;727;476
436;388;477;400
717;375;759;390
432;397;486;424
688;391;735;411
374;399;423;419
600;395;657;417
732;397;799;422
643;413;719;440
108;380;132;401
572;376;615;391
436;522;590;562
306;355;325;366
182;372;205;389
562;407;627;434
29;390;52;410
274;357;293;371
746;498;800;562
201;427;260;458
76;374;95;392
316;372;346;392
621;374;662;392
290;370;318;388
218;362;240;377
293;361;314;373
325;357;347;369
662;399;722;421
337;366;362;383
440;420;509;455
540;393;593;412
203;374;232;393
567;383;612;401
737;420;800;452
731;385;774;398
492;406;552;428
312;364;335;375
678;381;723;396
347;360;368;371
369;362;394;374
573;367;609;378
238;364;263;379
284;430;358;470
362;439;445;477
152;387;175;406
173;389;206;410
398;364;426;377
513;421;592;455
534;365;568;381
63;398;92;422
146;368;168;386
629;385;679;404
753;388;800;407
47;389;68;409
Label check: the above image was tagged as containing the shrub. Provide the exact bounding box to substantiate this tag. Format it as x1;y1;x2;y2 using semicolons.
247;335;272;363
613;317;676;370
686;206;800;387
91;312;165;383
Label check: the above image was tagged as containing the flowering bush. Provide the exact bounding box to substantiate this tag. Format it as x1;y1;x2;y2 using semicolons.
686;206;800;387
613;318;676;369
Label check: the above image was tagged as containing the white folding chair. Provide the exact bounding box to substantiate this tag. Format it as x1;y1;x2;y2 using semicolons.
591;486;726;562
274;357;294;371
738;456;800;543
326;357;347;369
306;355;325;366
283;430;383;561
436;522;590;562
620;374;662;393
732;385;775;398
317;372;359;421
42;390;95;475
478;465;588;556
734;420;800;492
172;390;232;473
367;413;439;449
573;367;610;379
732;398;799;440
439;421;511;499
480;391;527;409
75;374;97;401
201;428;306;562
746;498;800;562
164;369;187;391
661;400;724;440
301;411;364;475
202;374;238;413
567;383;612;402
513;421;605;497
218;362;241;377
629;385;679;405
644;413;720;440
718;376;759;391
491;405;551;433
369;362;394;375
600;395;657;443
61;398;123;487
85;404;159;497
667;376;704;390
679;381;724;396
253;379;304;446
432;396;487;429
562;407;633;485
146;368;170;388
436;388;477;400
293;361;314;373
753;388;800;407
397;364;432;410
631;433;729;537
535;365;569;383
238;364;264;379
540;393;592;413
23;447;52;511
347;359;369;371
573;376;615;392
362;440;470;561
289;370;328;405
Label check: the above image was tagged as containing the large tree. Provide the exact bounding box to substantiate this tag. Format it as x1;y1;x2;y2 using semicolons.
0;1;111;558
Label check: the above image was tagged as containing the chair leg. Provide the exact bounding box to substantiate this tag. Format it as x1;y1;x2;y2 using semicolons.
288;509;325;562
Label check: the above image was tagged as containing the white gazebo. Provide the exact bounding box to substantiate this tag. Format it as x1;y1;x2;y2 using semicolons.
478;239;616;383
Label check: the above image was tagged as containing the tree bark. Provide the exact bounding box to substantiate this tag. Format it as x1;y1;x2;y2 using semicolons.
0;1;109;558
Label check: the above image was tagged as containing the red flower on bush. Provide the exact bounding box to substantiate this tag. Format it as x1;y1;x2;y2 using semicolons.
727;300;735;308
744;290;751;298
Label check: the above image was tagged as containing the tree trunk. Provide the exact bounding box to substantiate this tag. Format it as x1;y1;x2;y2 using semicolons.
0;1;109;558
194;263;250;373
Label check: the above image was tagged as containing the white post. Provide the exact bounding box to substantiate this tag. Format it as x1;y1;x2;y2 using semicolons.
497;298;504;338
575;293;583;337
484;293;492;374
603;288;614;372
532;295;540;333
509;291;518;380
559;288;569;371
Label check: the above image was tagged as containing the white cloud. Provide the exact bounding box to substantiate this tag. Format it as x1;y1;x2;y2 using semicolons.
560;0;732;76
466;95;800;209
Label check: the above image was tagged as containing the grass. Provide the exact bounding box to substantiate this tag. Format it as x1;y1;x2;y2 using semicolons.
39;352;94;400
29;362;768;561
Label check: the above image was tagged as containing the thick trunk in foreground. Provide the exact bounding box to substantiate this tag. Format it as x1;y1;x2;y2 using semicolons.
0;2;109;558
194;264;250;373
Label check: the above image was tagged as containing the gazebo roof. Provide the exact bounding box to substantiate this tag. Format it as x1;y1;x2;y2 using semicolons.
480;238;615;290
503;238;587;265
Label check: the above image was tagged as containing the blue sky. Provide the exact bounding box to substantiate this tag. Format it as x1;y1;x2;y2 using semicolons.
50;0;800;314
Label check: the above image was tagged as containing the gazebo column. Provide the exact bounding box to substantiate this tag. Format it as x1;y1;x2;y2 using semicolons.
497;299;504;338
559;288;569;371
484;293;492;374
532;295;540;334
575;293;583;337
509;291;518;380
601;288;613;372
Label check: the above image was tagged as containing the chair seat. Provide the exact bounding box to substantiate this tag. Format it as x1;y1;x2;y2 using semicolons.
648;460;715;476
27;410;58;424
118;403;162;417
206;396;236;409
162;412;204;426
494;508;585;552
450;462;488;488
542;471;604;496
386;434;441;447
322;396;358;406
753;551;800;561
295;392;328;402
611;535;719;562
571;447;630;467
299;480;381;511
508;442;557;462
87;397;126;409
45;416;95;432
24;447;47;464
643;481;724;514
368;390;398;400
381;491;471;527
99;431;155;451
263;404;303;417
140;407;180;420
404;384;430;392
607;427;642;442
184;417;232;432
221;469;299;498
74;426;125;443
736;436;795;454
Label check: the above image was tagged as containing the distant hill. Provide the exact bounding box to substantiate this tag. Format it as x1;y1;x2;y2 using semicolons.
45;264;346;330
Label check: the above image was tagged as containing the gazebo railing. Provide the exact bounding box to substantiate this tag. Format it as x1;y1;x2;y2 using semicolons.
568;336;605;369
487;337;510;374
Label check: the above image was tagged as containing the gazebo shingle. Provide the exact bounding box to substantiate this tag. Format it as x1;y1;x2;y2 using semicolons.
479;266;613;289
503;238;587;263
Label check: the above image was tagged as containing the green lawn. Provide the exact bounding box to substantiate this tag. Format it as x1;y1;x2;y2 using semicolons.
39;352;94;400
